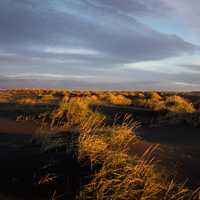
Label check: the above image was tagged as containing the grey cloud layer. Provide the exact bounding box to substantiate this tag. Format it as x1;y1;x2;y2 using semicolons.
180;64;200;72
162;0;200;31
0;0;200;89
0;0;198;65
2;69;200;90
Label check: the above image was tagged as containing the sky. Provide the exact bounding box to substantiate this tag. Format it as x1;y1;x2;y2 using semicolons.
0;0;200;90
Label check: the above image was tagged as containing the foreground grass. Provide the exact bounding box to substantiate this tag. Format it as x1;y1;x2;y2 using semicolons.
34;97;200;199
1;89;200;199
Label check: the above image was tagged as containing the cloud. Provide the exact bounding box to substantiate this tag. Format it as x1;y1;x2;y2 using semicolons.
0;0;198;68
1;74;200;91
44;48;101;56
1;72;95;80
162;0;200;31
179;64;200;72
0;0;200;90
85;0;170;17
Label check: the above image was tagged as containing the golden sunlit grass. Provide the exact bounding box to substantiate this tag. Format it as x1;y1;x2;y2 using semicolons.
0;89;65;105
133;92;164;111
1;89;200;199
15;97;41;105
165;95;195;113
0;91;13;103
97;93;132;105
0;89;196;114
78;117;199;199
46;97;105;130
133;92;196;113
33;96;200;199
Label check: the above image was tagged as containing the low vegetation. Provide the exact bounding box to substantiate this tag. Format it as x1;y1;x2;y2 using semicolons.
133;92;196;113
165;95;195;113
0;89;196;113
0;89;200;199
97;93;132;105
34;95;199;199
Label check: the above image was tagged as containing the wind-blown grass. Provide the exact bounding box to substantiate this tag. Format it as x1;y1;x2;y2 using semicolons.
22;93;200;199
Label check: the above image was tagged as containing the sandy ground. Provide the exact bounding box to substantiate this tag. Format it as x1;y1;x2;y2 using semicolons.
0;117;43;199
134;125;200;187
0;117;37;135
0;103;200;198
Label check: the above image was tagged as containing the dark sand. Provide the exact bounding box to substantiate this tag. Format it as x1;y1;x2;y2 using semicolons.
0;104;200;199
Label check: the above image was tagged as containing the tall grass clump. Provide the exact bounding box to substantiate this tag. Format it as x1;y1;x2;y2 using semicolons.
164;95;195;113
40;97;105;132
133;93;195;113
98;93;132;105
133;92;165;111
77;113;198;199
36;96;199;199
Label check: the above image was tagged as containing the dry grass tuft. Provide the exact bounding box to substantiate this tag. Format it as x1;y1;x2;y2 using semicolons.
0;91;14;103
133;97;164;111
165;95;195;113
133;93;195;113
16;97;40;105
98;93;132;105
40;97;105;131
31;94;199;199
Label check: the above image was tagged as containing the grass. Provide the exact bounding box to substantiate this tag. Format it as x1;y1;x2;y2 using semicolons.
78;121;198;200
165;95;195;113
45;97;105;131
98;93;132;105
33;96;200;199
133;92;196;113
0;89;196;113
1;89;200;199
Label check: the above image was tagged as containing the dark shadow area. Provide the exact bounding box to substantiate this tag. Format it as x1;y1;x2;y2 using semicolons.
0;94;200;197
91;103;200;188
0;129;84;200
137;124;200;145
0;103;57;119
90;103;159;125
91;103;200;146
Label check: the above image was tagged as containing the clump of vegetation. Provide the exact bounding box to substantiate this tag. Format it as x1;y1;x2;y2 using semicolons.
1;89;200;199
34;97;199;199
164;95;195;113
133;92;165;111
15;94;59;105
147;92;162;100
80;120;199;199
40;97;105;132
78;116;198;200
0;91;14;103
15;97;41;105
133;92;196;113
0;89;64;107
98;93;132;105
